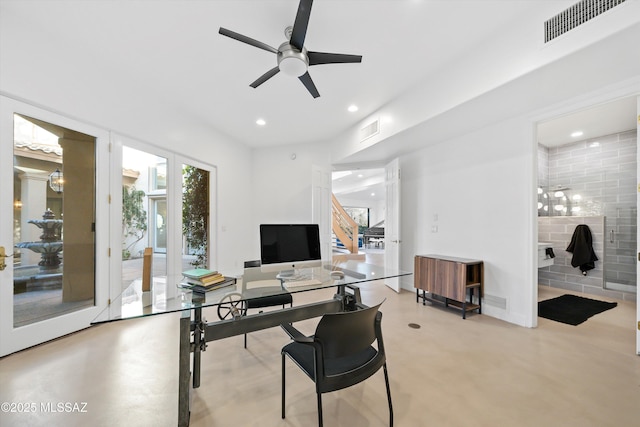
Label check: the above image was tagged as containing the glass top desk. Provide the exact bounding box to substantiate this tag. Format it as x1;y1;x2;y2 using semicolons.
92;261;411;427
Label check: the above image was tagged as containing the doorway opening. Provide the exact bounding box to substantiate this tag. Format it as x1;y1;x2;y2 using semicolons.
331;168;385;266
536;96;637;305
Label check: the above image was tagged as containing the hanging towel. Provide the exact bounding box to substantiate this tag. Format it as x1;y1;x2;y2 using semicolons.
566;224;598;275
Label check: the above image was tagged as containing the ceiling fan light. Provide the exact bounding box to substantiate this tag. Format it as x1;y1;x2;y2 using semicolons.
278;43;308;77
279;56;307;76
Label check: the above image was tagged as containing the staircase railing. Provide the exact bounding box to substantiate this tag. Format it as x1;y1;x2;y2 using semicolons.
331;193;358;254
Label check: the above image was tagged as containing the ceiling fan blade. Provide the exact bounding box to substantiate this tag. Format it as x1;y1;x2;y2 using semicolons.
298;71;320;98
219;27;278;54
250;67;280;88
290;0;313;50
308;51;363;66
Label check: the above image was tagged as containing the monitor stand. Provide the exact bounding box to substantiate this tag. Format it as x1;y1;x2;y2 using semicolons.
276;269;295;279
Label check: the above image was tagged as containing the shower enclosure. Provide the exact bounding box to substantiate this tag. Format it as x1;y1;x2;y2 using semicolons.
537;129;637;296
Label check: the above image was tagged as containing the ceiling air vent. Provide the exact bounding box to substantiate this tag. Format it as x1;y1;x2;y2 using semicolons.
360;119;380;142
544;0;626;43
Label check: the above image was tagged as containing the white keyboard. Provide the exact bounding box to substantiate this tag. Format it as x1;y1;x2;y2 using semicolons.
283;278;322;289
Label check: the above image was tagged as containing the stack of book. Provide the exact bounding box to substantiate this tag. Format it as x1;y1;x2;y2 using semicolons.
182;268;236;292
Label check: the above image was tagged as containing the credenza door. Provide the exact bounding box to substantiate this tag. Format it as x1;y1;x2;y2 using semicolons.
415;256;468;301
434;259;463;301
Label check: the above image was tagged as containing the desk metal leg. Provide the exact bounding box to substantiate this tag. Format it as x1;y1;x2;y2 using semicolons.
178;285;363;425
178;310;191;427
192;308;202;388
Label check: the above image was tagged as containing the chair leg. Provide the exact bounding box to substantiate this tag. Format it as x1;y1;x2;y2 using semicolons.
316;392;323;427
383;363;393;427
281;353;286;419
244;333;247;349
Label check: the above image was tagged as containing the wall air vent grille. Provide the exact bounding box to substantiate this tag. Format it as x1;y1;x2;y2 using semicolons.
544;0;626;43
484;294;507;310
360;119;380;142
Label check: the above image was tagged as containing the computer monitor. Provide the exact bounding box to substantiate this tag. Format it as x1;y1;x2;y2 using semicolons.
259;224;322;274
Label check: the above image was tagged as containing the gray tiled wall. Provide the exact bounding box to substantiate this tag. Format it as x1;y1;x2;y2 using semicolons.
538;216;606;295
537;129;637;300
538;144;549;191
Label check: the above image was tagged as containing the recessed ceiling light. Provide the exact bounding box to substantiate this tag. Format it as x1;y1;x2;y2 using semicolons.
256;118;266;126
370;192;375;197
348;105;358;113
357;174;363;178
570;131;583;138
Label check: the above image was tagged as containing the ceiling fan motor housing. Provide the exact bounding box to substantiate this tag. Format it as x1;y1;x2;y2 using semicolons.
278;42;308;77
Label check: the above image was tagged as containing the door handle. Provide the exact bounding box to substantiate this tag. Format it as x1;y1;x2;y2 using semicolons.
0;246;15;271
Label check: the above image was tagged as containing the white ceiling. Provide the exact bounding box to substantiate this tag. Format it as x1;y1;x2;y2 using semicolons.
1;0;579;148
332;168;385;202
537;96;638;147
3;0;637;204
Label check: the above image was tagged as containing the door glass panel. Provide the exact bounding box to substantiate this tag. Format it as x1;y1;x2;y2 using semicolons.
13;114;95;327
122;146;167;291
182;164;209;269
603;165;637;293
152;198;167;253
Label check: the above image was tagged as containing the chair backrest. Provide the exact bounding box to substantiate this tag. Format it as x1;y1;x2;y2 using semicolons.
314;301;384;359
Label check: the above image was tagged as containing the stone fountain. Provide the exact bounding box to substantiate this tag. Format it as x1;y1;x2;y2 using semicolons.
15;209;63;272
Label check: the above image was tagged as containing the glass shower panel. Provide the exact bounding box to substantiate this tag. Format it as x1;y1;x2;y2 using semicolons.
603;166;637;293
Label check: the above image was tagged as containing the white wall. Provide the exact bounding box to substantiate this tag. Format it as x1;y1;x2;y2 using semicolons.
323;23;640;328
400;117;534;326
248;142;331;261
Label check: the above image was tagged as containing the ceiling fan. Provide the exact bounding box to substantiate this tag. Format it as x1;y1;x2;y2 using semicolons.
218;0;362;98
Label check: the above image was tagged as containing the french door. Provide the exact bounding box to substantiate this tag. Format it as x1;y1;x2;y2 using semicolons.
384;158;401;292
0;98;218;357
113;136;217;304
636;95;639;356
0;96;110;357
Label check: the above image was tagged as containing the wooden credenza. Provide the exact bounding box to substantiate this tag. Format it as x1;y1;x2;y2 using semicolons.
414;255;483;319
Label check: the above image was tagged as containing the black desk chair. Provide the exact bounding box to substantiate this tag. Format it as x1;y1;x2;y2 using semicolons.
280;301;393;426
242;260;293;348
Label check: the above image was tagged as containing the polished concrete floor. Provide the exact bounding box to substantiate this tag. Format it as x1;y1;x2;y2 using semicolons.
1;283;638;427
